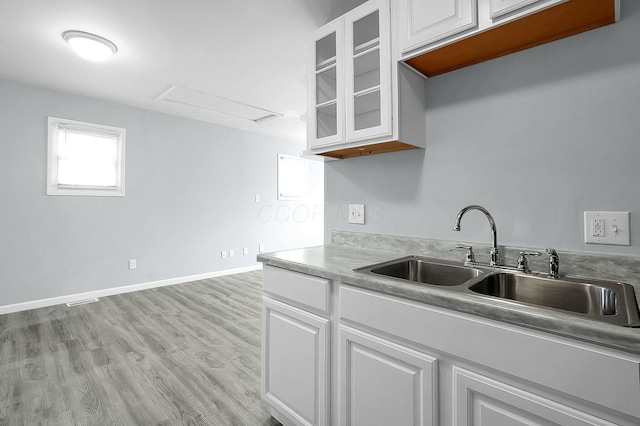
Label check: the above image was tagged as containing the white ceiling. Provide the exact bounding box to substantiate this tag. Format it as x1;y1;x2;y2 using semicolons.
0;0;366;142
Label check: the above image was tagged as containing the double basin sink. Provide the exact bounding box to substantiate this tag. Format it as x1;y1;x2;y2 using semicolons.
354;256;640;327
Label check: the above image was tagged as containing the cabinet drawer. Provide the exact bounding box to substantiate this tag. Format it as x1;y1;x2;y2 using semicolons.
263;265;330;314
340;284;640;419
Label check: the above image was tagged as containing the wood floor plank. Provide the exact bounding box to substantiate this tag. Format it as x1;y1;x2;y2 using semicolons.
0;270;281;426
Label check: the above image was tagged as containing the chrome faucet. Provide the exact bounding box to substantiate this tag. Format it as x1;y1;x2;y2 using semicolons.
456;244;475;264
453;205;499;266
516;251;541;273
546;247;560;279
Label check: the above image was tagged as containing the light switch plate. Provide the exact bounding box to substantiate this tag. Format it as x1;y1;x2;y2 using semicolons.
348;204;365;224
584;211;630;245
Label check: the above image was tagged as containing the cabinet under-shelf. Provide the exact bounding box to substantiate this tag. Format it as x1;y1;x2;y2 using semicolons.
405;0;618;77
319;140;418;159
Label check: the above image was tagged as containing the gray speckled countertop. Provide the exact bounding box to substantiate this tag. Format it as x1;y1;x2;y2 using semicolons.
258;232;640;355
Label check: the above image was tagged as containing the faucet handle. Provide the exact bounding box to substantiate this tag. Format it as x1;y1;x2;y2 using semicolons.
516;251;541;273
456;244;475;264
545;247;559;279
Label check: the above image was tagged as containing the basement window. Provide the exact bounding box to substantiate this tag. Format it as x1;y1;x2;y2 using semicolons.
47;117;126;196
278;154;307;200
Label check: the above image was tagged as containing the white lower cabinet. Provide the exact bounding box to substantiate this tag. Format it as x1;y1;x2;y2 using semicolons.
262;266;331;426
339;284;640;426
453;367;617;426
261;266;640;426
339;325;438;426
263;298;329;426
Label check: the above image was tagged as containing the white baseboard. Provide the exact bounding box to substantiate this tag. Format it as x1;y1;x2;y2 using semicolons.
0;264;263;316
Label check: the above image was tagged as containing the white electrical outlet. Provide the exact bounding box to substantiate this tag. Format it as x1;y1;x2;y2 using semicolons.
348;204;365;224
243;247;249;255
229;249;234;258
259;244;265;253
221;250;228;259
255;195;260;202
592;218;605;237
584;211;630;245
128;259;137;270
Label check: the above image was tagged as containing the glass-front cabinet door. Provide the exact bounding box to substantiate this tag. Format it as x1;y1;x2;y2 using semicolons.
345;0;391;142
309;21;344;148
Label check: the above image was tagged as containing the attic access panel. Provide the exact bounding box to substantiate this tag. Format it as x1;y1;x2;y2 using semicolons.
158;85;282;123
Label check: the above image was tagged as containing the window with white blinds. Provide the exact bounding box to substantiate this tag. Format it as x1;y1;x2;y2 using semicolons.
47;117;126;196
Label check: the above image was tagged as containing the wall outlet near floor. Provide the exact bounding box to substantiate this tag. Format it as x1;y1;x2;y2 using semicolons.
229;249;234;258
348;204;365;224
243;247;249;255
584;211;630;245
259;244;265;253
128;259;137;270
221;250;228;259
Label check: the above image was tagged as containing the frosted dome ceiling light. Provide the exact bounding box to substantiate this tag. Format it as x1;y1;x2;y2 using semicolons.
62;30;117;61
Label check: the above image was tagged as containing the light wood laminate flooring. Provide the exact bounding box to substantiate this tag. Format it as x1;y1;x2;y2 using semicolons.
0;270;281;426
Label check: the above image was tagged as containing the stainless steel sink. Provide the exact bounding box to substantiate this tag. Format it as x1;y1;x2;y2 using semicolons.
468;272;640;327
354;255;640;327
355;256;484;287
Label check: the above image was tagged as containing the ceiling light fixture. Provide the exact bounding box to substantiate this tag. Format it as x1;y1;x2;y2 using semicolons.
62;30;117;62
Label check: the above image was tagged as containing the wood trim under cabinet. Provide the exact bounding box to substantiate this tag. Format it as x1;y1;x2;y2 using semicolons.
318;140;419;159
406;0;618;78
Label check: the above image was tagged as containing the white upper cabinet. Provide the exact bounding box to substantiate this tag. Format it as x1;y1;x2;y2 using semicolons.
397;0;570;57
395;0;620;74
309;0;391;150
397;0;478;56
306;0;426;159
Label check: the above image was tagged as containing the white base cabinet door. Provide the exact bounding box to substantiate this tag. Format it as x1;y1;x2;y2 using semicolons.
262;297;330;426
453;366;617;426
340;325;438;426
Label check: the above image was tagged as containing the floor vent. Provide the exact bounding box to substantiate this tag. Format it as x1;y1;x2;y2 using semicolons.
66;298;100;307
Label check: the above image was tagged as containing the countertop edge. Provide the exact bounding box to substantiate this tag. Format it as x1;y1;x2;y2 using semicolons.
258;247;640;356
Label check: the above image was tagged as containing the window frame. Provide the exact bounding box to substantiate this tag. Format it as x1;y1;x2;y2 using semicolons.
47;117;126;197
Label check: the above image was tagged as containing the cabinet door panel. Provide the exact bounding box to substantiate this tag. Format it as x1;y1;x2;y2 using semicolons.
489;0;564;20
263;298;329;426
453;367;617;426
308;20;344;148
340;326;438;426
398;0;478;55
344;0;392;142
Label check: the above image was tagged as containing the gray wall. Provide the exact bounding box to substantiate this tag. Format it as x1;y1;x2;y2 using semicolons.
326;0;640;256
0;79;323;306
